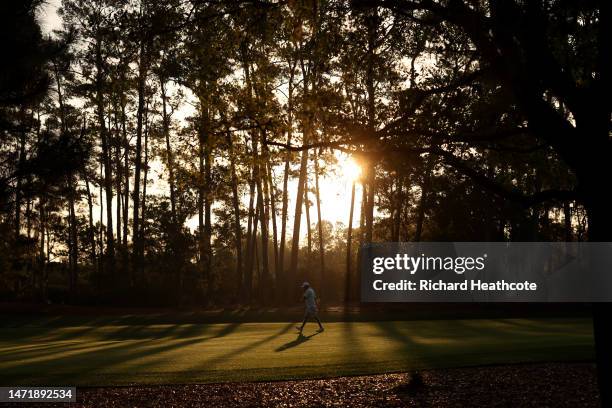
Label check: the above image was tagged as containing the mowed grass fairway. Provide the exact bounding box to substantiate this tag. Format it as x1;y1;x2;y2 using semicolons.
0;318;594;386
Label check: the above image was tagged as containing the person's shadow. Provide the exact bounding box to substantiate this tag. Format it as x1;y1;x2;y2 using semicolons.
275;331;321;352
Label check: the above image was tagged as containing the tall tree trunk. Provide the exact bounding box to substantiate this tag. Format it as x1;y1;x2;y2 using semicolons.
345;181;356;302
289;50;312;295
246;125;269;301
363;8;378;245
260;133;278;283
415;160;434;242
95;38;115;276
244;161;256;301
314;151;325;299
68;188;78;294
83;171;97;271
279;59;296;290
304;166;312;273
113;111;122;249
140;102;149;278
355;181;368;293
160;78;177;224
247;189;260;300
196;97;213;300
43;228;50;300
15;109;26;236
204;127;212;297
25;194;32;238
241;45;259;302
289;148;308;294
414;187;427;242
359;184;367;244
55;64;79;294
363;165;375;243
98;162;105;273
392;177;402;241
252;203;261;291
198;138;205;283
25;109;35;239
564;201;572;242
121;103;129;249
131;40;147;285
226;130;243;295
38;197;46;299
402;201;410;241
260;139;275;296
256;168;269;301
266;158;279;282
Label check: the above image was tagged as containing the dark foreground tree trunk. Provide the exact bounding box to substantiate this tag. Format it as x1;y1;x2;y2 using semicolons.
584;180;612;404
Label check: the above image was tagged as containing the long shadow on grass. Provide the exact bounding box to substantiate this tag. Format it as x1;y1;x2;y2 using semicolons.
344;321;366;356
275;332;320;352
372;321;435;368
2;323;242;368
196;323;294;370
47;322;215;342
0;340;126;362
371;319;590;371
4;330;206;371
211;322;241;338
431;318;587;341
3;324;246;384
125;323;243;374
0;316;141;340
1;315;225;342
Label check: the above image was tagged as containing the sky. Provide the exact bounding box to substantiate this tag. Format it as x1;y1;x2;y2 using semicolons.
39;0;365;241
40;0;62;33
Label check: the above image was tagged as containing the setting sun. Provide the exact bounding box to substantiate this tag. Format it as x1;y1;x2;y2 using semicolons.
342;157;362;182
2;2;602;406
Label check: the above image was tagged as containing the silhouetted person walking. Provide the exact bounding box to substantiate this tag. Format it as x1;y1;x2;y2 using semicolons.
297;282;324;334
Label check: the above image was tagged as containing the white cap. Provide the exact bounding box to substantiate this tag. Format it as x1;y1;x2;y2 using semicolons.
302;281;310;288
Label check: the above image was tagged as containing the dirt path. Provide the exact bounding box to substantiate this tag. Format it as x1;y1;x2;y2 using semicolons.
16;362;598;408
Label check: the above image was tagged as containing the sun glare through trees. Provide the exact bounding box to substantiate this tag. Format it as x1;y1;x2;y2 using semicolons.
1;0;611;405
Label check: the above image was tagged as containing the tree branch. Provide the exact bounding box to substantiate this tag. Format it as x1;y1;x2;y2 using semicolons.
430;146;579;207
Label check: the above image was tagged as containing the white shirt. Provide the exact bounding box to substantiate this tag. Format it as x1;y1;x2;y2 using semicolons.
304;287;317;309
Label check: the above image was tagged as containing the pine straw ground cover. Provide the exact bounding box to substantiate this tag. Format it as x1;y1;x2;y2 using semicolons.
12;362;598;407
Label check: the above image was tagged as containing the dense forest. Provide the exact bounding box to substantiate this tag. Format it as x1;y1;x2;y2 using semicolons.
0;0;608;309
